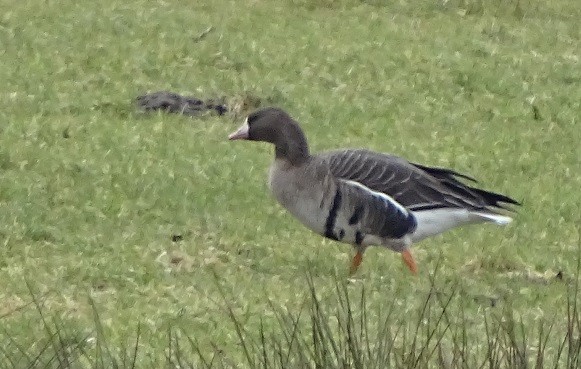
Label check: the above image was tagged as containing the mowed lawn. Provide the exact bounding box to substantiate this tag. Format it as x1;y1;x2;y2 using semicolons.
0;0;580;365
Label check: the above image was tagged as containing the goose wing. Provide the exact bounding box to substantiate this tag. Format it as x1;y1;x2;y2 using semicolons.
320;149;519;212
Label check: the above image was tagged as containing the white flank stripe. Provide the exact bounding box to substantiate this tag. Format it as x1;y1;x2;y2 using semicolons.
342;179;409;215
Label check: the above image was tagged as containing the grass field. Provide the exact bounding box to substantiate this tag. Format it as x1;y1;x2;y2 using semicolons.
1;0;580;366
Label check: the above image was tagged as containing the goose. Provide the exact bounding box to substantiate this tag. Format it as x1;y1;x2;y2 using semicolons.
228;107;520;275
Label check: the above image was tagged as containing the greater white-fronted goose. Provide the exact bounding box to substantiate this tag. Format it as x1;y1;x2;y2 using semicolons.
228;107;520;275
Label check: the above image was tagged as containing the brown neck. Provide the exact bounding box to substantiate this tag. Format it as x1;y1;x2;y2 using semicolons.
274;134;310;166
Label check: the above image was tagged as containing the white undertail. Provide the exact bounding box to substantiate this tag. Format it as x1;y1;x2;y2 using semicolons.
410;208;512;243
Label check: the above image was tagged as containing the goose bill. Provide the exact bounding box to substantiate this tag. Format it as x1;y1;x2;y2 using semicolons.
228;121;250;140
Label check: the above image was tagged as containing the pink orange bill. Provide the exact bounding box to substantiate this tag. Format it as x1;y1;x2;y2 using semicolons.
228;121;250;140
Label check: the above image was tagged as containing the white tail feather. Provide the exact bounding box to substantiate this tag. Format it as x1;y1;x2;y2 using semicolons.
411;208;513;243
472;211;513;225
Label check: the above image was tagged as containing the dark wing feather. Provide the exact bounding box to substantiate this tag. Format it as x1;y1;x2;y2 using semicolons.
410;163;478;183
319;149;520;212
409;161;521;210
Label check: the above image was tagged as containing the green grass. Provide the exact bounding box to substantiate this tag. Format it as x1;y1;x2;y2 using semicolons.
0;0;580;366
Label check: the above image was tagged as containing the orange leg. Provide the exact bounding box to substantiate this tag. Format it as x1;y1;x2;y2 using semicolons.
349;249;364;276
401;249;418;275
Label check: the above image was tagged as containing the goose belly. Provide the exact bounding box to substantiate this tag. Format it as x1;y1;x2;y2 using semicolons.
274;189;402;248
269;184;358;244
274;190;330;235
268;161;331;236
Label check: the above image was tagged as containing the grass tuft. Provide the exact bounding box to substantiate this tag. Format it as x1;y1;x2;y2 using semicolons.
2;263;581;367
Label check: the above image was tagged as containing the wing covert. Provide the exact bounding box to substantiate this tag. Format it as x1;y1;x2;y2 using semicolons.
320;149;517;212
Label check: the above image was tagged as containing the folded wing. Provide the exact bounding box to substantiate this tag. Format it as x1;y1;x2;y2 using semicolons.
321;149;520;212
